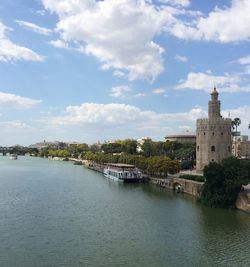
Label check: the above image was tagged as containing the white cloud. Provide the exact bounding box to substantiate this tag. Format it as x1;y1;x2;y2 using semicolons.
42;0;175;81
175;54;188;62
197;0;250;43
244;65;250;75
41;102;207;141
0;92;42;109
134;93;146;97
16;20;52;35
178;125;192;130
0;120;29;129
159;0;190;7
41;101;250;141
50;39;69;48
113;70;126;78
168;0;250;43
0;22;44;62
222;106;250;134
47;102;206;127
232;55;250;75
36;9;46;16
109;85;131;98
237;55;250;65
176;72;249;93
0;121;34;143
152;88;165;94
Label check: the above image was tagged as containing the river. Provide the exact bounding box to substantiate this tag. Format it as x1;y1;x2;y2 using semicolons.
0;156;249;267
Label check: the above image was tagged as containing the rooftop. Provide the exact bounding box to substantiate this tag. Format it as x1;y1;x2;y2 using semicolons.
165;131;196;138
105;163;135;168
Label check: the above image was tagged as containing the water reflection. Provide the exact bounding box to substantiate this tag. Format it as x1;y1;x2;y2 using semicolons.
196;205;250;266
0;156;249;267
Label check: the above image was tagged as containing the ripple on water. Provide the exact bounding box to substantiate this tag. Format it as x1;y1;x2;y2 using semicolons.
0;156;249;267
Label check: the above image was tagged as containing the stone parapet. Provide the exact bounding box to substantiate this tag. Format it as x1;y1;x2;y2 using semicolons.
197;118;232;124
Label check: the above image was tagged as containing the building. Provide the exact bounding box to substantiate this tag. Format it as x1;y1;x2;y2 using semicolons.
232;135;250;159
164;131;196;143
196;88;232;173
136;137;152;153
29;140;68;150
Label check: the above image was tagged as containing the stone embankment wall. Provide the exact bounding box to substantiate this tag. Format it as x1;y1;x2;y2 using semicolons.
235;185;250;213
149;176;204;197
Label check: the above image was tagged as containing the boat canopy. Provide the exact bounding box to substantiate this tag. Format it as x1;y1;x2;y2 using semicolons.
104;163;135;168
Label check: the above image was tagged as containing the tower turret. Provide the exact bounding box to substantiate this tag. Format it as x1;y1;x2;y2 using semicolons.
208;87;221;120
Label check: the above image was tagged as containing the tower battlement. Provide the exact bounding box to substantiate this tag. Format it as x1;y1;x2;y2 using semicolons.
197;118;231;124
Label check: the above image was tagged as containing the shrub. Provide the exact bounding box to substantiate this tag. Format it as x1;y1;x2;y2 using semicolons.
179;174;205;182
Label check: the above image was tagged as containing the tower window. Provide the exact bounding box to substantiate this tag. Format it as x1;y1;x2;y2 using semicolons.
197;146;199;151
211;146;215;152
212;132;215;136
212;159;214;162
204;132;206;135
228;146;231;152
221;132;223;136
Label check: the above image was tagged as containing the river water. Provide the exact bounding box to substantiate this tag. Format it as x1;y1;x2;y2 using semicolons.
0;156;249;267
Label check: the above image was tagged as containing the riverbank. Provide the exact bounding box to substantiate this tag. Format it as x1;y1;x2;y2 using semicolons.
46;157;250;212
149;176;203;197
1;155;249;267
85;160;203;196
236;184;250;213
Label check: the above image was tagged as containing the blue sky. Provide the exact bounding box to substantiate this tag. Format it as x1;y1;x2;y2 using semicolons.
0;0;250;145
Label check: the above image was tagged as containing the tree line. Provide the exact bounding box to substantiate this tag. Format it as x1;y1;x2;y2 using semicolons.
84;152;180;177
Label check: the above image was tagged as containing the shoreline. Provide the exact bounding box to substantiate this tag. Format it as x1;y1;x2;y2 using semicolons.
36;156;250;213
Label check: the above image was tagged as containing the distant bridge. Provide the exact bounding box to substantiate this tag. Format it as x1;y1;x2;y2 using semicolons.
0;147;14;155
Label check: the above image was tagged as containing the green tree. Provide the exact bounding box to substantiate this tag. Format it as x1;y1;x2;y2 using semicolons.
141;140;153;157
231;117;241;156
200;157;248;208
241;160;250;182
147;156;180;177
40;147;49;157
162;141;184;159
121;139;137;154
141;141;165;157
101;142;122;154
89;143;101;153
231;117;241;133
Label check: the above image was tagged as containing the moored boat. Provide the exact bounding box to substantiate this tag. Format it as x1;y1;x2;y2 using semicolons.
9;154;18;160
104;163;143;183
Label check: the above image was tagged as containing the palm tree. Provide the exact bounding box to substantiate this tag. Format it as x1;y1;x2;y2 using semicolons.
231;117;241;135
231;118;241;156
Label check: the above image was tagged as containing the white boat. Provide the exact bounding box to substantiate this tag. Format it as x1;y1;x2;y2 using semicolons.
104;163;142;183
9;154;18;160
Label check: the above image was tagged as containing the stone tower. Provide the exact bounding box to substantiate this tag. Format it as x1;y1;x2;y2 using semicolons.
196;88;232;173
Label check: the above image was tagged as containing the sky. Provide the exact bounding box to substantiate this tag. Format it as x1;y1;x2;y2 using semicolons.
0;0;250;146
